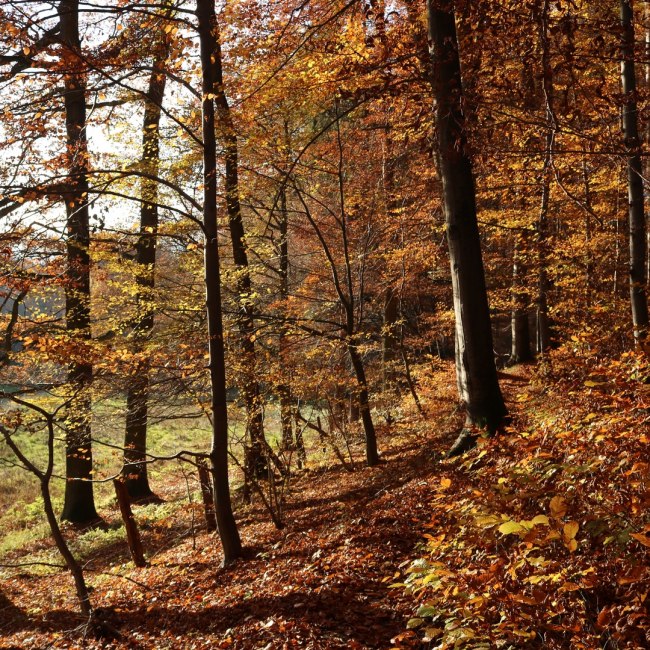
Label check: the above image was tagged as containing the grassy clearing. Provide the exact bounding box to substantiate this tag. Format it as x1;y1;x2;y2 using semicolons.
0;394;331;559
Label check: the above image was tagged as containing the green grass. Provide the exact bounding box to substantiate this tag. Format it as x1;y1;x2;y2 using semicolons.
0;394;290;555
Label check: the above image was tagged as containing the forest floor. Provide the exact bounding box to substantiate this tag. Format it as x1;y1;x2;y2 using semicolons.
1;356;650;649
0;367;461;650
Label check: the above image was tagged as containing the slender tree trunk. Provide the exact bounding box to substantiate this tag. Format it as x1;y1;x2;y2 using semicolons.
427;0;506;453
583;158;594;309
510;234;532;364
196;0;242;565
621;0;649;342
645;0;650;285
381;128;401;393
59;0;99;524
43;482;92;615
335;104;379;466
209;21;270;481
122;36;171;502
348;341;379;465
536;0;554;354
382;287;400;390
277;180;296;452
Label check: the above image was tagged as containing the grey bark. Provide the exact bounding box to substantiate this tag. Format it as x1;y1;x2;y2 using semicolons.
621;0;649;342
426;0;506;451
536;0;554;354
510;235;532;364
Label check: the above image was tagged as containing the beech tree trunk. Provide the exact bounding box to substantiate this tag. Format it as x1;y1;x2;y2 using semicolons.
59;0;99;524
293;109;380;467
123;35;171;502
643;0;650;290
382;287;400;391
277;181;297;454
381;131;401;393
427;0;506;451
210;19;269;482
197;0;242;565
536;0;554;354
621;0;649;342
348;341;379;465
510;234;532;364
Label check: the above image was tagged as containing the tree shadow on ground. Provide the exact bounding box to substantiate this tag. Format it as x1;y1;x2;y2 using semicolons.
0;590;30;635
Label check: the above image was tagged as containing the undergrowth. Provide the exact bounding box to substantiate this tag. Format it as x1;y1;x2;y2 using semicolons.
399;346;650;649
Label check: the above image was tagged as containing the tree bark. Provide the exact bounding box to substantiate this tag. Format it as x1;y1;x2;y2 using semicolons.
59;0;99;524
510;234;532;364
209;16;270;482
382;287;400;391
122;34;171;502
427;0;506;449
348;341;379;465
113;478;146;567
536;0;554;354
43;481;93;615
196;0;242;565
621;0;649;342
277;179;297;454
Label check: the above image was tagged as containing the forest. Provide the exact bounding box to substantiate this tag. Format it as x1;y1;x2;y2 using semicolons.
1;0;649;647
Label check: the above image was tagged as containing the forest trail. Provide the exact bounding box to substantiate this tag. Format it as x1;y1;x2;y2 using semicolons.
3;360;650;649
0;390;461;649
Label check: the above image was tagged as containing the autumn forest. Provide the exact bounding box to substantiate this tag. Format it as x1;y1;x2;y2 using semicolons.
1;0;650;647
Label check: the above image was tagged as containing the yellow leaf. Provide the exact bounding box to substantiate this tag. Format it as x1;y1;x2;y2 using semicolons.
440;477;452;490
530;515;550;526
475;514;501;528
563;521;579;540
499;520;526;535
549;496;567;519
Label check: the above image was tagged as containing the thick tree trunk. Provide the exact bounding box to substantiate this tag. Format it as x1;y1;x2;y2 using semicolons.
427;0;506;448
122;36;170;502
621;0;649;342
197;0;242;565
59;0;99;524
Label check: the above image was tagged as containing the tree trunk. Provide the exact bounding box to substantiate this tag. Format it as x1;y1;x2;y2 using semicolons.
196;0;242;565
277;180;296;453
536;0;554;354
59;0;99;524
122;34;171;502
210;18;269;481
621;0;649;342
42;481;92;615
644;0;650;286
510;234;532;364
382;287;400;391
348;342;379;466
427;0;506;449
